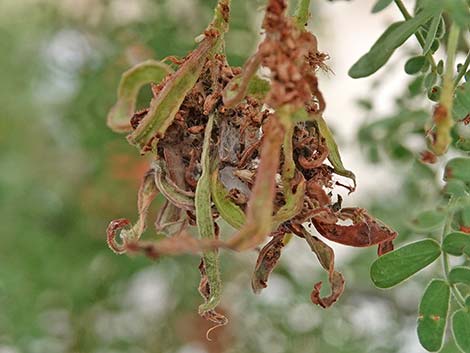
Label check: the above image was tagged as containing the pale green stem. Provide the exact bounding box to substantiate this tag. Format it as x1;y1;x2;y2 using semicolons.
294;0;311;28
393;0;437;71
441;197;466;308
442;23;460;107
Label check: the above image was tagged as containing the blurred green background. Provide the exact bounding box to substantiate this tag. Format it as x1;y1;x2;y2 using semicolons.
0;0;455;352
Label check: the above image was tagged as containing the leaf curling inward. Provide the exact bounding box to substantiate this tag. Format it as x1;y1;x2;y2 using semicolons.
300;226;345;308
107;60;173;133
311;207;397;256
195;113;227;333
251;234;285;294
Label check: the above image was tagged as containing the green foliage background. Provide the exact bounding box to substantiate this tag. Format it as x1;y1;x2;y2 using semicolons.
0;1;466;352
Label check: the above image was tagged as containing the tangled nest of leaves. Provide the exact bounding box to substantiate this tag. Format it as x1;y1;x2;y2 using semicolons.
106;0;397;331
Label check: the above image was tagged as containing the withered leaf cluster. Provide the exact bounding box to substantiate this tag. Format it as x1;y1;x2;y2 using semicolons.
106;0;397;330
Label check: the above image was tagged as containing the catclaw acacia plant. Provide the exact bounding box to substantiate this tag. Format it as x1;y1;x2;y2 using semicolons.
353;0;470;352
105;0;404;335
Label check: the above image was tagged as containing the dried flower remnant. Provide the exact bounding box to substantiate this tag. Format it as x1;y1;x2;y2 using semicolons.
105;0;397;331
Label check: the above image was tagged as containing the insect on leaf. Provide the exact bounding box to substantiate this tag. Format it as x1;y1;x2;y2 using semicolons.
370;239;441;288
417;279;450;352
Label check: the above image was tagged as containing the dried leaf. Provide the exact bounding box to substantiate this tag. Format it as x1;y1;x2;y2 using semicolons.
223;53;262;108
227;117;285;250
128;0;231;153
251;234;285;293
154;200;187;236
311;207;397;255
302;227;345;308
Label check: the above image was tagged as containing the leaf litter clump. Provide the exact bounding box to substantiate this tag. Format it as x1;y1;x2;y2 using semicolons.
106;0;397;334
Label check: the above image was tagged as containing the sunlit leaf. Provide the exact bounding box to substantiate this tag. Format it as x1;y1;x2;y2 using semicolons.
417;279;450;352
370;239;441;288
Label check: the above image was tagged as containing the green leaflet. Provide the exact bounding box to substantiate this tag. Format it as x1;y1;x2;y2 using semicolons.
453;82;470;121
452;310;470;353
152;160;195;211
409;209;446;233
444;158;470;184
107;60;173;133
195;113;226;326
210;168;246;230
371;0;394;13
370;239;441;288
417;279;450;352
349;5;441;78
448;266;470;286
423;13;442;55
404;56;426;75
316;116;356;189
442;232;470;257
